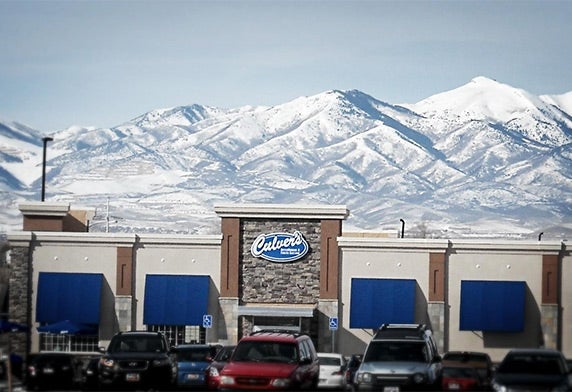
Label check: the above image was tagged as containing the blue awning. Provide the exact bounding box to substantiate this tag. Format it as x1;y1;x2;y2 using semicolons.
144;275;210;326
460;280;526;332
0;319;28;333
350;278;416;329
36;272;103;325
37;320;97;335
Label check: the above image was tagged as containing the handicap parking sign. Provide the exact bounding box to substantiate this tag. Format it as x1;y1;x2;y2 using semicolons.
329;317;338;331
202;314;213;328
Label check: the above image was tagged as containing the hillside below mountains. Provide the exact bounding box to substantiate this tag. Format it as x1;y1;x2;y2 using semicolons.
1;76;571;239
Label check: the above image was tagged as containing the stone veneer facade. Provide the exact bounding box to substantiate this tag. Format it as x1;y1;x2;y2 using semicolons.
7;245;30;358
240;219;321;304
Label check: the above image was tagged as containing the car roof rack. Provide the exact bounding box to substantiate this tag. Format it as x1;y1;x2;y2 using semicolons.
248;329;304;337
373;324;432;340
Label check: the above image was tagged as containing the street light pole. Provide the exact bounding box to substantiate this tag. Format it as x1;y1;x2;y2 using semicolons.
41;136;53;202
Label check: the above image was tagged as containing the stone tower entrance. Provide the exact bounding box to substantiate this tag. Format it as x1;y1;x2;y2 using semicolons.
215;204;348;351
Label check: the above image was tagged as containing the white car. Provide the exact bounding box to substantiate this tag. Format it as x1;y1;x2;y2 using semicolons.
318;352;347;390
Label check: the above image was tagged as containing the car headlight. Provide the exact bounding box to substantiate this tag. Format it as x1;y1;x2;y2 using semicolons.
208;367;220;377
220;375;235;385
99;358;115;368
27;366;37;377
357;372;372;383
271;378;291;388
412;372;426;384
491;381;507;392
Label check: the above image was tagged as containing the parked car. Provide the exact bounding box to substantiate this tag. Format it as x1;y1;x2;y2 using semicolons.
317;352;347;389
441;362;483;391
98;330;176;390
206;345;235;390
353;324;442;391
442;351;493;388
492;348;572;391
219;330;320;390
25;352;80;390
80;356;101;390
175;344;218;388
344;354;362;389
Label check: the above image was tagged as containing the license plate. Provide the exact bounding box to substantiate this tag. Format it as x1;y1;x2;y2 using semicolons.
43;368;54;374
187;374;200;380
384;387;400;392
449;382;460;390
125;373;140;382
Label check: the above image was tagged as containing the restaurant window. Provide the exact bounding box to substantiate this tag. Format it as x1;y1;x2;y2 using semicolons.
148;324;205;346
39;333;99;353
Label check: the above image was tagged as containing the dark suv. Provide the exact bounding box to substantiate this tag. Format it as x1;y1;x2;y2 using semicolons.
98;331;176;390
219;330;320;390
354;324;442;391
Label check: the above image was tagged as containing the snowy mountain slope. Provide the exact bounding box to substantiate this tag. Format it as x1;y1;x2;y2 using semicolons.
1;77;571;239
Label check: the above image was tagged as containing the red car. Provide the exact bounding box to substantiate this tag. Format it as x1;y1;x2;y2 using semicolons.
206;345;235;390
441;363;482;391
219;330;319;390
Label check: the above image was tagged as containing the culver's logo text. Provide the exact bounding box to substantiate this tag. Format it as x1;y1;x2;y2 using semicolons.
250;231;309;262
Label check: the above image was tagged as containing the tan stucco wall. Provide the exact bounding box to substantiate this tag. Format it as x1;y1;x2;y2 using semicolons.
337;237;448;355
132;234;222;341
18;232;221;351
337;237;566;361
447;247;544;362
26;233;135;351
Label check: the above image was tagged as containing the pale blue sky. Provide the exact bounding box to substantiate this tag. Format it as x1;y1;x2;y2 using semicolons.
1;0;571;132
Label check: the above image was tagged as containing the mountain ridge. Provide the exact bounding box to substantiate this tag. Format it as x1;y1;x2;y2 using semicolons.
1;76;571;239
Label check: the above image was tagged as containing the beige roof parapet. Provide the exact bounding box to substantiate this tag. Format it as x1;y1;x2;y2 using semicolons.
214;203;349;220
19;202;70;216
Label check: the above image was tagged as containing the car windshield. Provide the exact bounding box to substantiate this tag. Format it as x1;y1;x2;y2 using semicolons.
444;352;489;363
109;336;165;353
364;341;428;362
319;357;342;366
498;354;565;375
233;341;298;363
443;367;478;378
33;355;72;366
177;347;214;362
214;346;234;361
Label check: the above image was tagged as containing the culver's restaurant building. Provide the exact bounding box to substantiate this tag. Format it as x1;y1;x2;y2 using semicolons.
4;202;572;363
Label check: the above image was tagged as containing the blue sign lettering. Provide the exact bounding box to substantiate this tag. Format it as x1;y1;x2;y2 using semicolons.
250;231;309;263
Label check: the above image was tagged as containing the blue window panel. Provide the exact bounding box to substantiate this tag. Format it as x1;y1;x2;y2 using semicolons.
350;278;416;329
36;272;103;325
460;280;526;332
144;275;210;326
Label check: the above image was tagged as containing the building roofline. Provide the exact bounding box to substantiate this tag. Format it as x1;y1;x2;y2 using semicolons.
214;203;349;220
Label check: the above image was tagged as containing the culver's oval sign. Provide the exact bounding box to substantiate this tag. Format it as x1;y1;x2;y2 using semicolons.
250;231;309;263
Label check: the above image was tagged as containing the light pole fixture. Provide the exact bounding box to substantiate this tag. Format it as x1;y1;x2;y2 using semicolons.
41;136;53;201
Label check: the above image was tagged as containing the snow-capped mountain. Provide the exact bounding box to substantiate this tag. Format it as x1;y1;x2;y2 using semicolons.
1;77;571;239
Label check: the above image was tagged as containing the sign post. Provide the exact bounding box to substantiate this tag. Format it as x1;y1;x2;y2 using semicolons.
329;317;338;353
203;314;213;342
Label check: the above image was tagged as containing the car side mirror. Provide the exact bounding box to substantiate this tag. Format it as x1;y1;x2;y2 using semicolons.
300;357;313;365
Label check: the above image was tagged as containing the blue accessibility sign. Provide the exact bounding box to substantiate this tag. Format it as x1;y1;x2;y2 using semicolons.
202;314;213;329
329;317;338;331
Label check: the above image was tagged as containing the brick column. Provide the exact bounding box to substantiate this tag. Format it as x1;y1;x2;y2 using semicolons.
428;252;446;353
541;254;559;349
